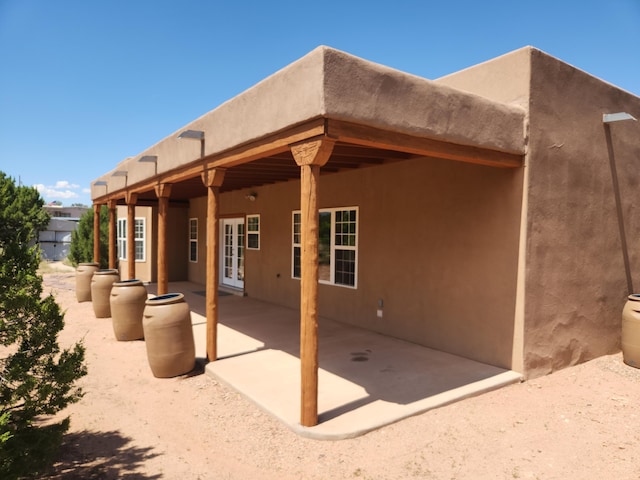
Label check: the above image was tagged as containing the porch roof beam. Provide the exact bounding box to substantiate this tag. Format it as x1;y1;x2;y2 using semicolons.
326;119;524;168
92;119;327;204
92;117;523;205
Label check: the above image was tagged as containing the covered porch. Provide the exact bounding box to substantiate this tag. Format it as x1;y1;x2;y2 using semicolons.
152;281;521;440
90;46;526;429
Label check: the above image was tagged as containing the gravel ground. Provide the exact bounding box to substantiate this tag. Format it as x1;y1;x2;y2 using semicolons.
40;266;640;479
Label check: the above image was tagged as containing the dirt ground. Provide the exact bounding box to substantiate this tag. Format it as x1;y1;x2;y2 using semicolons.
40;265;640;479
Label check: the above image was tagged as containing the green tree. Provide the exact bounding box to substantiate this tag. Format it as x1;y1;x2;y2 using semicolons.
0;172;87;479
68;206;108;269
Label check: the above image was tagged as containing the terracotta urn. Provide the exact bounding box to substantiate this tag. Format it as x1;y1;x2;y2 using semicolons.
622;294;640;368
110;279;147;341
142;293;195;378
75;262;99;302
90;269;120;318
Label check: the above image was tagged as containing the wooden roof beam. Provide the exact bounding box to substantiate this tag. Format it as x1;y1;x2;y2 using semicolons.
326;119;523;168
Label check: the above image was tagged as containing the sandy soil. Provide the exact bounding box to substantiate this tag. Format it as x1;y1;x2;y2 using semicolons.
40;266;640;479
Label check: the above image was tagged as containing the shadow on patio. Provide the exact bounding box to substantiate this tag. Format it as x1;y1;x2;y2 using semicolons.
149;282;522;440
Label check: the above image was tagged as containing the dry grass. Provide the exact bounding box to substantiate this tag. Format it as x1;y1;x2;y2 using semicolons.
38;260;75;274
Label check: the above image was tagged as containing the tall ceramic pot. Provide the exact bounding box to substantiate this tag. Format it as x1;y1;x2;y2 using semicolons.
622;294;640;368
75;262;99;302
142;293;195;378
91;269;120;318
110;279;147;341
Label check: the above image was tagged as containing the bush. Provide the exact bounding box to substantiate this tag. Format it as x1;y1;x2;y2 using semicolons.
68;205;109;269
0;172;87;479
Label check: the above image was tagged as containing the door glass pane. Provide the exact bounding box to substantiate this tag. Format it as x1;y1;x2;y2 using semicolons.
237;223;244;281
319;212;331;282
224;224;233;278
293;213;301;278
190;241;197;262
293;246;301;278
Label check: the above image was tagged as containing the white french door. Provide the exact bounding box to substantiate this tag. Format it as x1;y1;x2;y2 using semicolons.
220;218;245;289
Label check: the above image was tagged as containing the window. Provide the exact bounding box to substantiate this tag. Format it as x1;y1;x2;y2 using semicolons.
189;218;198;262
247;214;260;250
292;212;301;278
117;218;126;260
292;207;357;288
117;218;146;261
134;218;145;261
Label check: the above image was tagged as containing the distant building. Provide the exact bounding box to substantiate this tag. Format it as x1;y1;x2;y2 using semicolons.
39;205;89;261
44;204;88;218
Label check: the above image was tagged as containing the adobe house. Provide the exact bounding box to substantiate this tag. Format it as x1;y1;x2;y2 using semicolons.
91;45;640;426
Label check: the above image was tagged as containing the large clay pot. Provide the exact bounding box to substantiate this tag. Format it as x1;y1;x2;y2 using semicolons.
142;293;195;378
75;262;99;302
622;294;640;368
110;279;147;341
91;269;120;318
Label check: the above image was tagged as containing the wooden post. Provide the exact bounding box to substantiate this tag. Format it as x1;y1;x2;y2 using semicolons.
201;168;226;362
93;203;102;265
291;137;334;427
108;200;117;269
154;184;172;295
125;192;138;280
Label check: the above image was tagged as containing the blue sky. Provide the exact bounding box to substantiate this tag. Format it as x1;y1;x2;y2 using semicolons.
0;0;638;206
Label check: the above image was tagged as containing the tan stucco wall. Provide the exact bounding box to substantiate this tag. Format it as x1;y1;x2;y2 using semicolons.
187;190;267;290
116;205;155;282
166;204;189;282
520;50;640;377
434;46;532;108
437;46;640;377
434;47;534;373
188;157;524;370
118;204;188;283
187;197;206;284
321;159;522;370
321;49;525;154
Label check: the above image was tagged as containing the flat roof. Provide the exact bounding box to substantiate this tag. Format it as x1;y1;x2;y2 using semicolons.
92;46;526;203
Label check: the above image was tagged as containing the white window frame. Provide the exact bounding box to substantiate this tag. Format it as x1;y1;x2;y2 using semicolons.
189;218;198;263
134;218;146;262
246;214;260;250
292;206;358;288
117;217;146;262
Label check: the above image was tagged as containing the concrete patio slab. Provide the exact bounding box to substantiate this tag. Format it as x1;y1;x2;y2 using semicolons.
154;282;522;440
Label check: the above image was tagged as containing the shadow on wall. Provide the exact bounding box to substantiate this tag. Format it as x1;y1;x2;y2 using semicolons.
604;119;636;296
